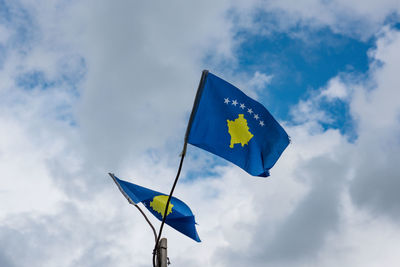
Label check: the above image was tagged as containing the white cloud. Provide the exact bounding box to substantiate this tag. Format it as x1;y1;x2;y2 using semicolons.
247;71;273;97
352;27;400;132
229;0;399;40
290;98;331;124
348;28;400;220
1;1;400;267
0;24;10;44
320;77;349;100
210;25;400;266
0;115;66;217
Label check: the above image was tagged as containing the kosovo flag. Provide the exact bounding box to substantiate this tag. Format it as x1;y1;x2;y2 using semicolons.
110;173;200;242
187;71;289;177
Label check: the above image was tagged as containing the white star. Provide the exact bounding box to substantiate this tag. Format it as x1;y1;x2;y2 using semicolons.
224;98;230;104
240;103;245;109
259;121;264;126
247;108;253;114
254;114;259;120
232;100;238;106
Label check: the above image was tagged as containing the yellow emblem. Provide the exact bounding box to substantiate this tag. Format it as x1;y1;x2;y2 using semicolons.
227;114;254;148
150;195;173;218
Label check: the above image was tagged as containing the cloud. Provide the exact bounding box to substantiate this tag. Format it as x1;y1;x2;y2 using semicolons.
1;1;400;267
64;0;239;169
349;27;400;219
0;1;239;266
211;123;351;266
207;26;400;267
232;0;400;40
320;77;349;101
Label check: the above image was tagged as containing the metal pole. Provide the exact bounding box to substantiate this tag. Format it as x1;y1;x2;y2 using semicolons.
157;238;168;267
152;70;209;267
108;173;158;243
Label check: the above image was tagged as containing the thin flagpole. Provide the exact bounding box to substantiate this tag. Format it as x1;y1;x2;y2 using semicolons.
108;173;158;243
152;70;209;267
182;70;209;156
134;204;158;244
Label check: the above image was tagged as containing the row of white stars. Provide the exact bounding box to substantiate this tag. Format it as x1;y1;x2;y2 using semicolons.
224;97;265;127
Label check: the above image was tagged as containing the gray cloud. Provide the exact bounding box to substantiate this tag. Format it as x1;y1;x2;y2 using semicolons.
0;249;15;267
0;199;157;267
232;0;400;40
1;1;400;267
72;0;237;169
210;26;400;267
214;153;350;267
350;131;400;219
263;157;346;260
348;28;400;220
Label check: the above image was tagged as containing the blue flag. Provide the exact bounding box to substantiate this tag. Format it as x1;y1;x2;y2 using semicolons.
187;71;289;177
110;174;200;242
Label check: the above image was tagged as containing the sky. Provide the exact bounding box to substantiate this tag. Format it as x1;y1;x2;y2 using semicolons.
1;0;400;266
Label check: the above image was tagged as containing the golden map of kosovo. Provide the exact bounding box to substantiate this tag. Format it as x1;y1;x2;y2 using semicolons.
227;114;254;148
150;195;173;218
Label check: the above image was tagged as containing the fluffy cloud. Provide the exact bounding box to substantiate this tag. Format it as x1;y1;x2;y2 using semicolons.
217;26;400;266
1;1;400;267
349;27;400;220
232;0;400;39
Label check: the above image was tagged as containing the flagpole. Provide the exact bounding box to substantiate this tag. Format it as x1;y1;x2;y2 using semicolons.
158;238;168;267
182;69;209;155
108;173;158;243
152;70;209;267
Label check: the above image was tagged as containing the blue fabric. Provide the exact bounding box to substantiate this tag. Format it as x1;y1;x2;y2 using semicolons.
113;176;200;242
187;72;290;177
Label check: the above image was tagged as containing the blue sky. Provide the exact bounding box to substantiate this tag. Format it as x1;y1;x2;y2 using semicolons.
1;1;400;267
228;25;373;140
